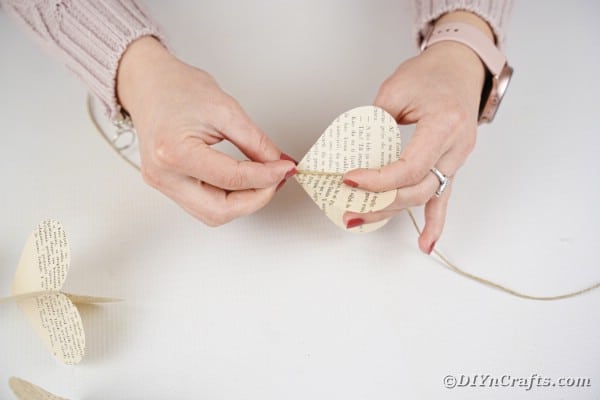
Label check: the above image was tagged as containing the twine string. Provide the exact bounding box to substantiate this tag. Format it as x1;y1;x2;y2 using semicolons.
296;169;600;300
404;209;600;300
88;96;600;301
296;170;344;177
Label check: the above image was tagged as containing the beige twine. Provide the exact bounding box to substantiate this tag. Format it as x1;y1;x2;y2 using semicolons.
298;169;600;300
88;97;600;301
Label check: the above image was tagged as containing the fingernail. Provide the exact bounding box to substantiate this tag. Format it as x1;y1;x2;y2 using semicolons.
427;241;437;255
280;152;298;164
276;179;287;192
346;218;365;229
285;168;297;179
343;179;359;188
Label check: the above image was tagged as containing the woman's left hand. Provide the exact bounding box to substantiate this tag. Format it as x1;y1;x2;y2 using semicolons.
342;12;493;254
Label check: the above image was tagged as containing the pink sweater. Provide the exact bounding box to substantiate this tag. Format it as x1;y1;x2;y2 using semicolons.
1;0;512;119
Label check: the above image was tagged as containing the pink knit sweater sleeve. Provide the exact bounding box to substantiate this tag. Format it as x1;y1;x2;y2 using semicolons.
412;0;513;47
0;0;166;119
2;1;511;119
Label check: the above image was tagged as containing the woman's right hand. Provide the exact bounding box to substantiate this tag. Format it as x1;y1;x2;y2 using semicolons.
116;37;296;226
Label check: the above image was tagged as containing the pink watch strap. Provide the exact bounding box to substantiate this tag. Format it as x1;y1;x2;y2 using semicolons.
423;22;506;77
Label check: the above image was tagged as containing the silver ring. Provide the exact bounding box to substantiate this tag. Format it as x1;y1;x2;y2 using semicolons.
430;167;449;197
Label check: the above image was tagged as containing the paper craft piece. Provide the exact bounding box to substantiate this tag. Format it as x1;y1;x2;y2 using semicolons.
9;377;68;400
0;220;119;365
294;106;402;232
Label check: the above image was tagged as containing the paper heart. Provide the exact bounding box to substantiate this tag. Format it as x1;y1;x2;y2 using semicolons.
9;377;67;400
294;106;401;232
0;220;119;365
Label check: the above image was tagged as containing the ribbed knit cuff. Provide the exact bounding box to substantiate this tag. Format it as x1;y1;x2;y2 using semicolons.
2;0;167;119
412;0;513;49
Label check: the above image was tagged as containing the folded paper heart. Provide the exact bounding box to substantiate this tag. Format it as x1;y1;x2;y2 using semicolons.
0;220;120;365
294;106;401;232
91;100;401;233
292;106;600;299
9;377;67;400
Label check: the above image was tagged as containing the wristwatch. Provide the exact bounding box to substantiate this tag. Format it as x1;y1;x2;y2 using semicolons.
421;22;513;124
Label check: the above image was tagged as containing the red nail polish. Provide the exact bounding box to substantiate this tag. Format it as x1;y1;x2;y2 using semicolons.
346;218;365;229
280;153;298;164
343;179;359;188
427;241;436;255
276;179;287;192
285;168;297;179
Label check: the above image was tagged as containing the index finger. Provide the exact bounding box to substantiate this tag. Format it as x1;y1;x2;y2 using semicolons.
342;118;448;192
176;179;280;227
160;138;295;191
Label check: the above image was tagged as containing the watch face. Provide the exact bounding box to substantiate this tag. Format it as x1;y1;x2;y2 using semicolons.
479;64;513;124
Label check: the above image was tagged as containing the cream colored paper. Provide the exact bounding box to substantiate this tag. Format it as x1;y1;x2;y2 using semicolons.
295;106;401;232
9;377;68;400
0;291;55;304
0;220;119;365
64;293;122;304
0;291;117;305
12;220;69;294
17;294;85;365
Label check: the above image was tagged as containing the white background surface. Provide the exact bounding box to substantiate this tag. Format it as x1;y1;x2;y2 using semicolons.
1;1;599;399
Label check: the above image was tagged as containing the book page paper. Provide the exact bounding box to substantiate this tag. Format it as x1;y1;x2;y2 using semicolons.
12;220;69;295
295;106;401;232
17;294;85;365
0;291;56;304
9;377;68;400
0;291;120;305
64;293;121;304
1;220;119;364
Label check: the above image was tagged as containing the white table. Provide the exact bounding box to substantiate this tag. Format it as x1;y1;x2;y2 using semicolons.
1;1;599;399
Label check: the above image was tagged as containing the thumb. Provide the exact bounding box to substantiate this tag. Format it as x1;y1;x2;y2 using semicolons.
373;75;417;124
